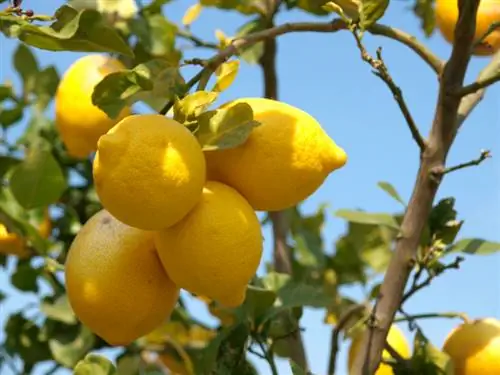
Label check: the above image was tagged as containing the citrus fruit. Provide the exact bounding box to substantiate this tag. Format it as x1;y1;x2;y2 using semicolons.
65;209;180;346
435;0;500;56
93;114;206;231
204;97;347;211
155;181;263;308
348;324;411;375
443;317;500;375
0;209;51;259
55;54;132;158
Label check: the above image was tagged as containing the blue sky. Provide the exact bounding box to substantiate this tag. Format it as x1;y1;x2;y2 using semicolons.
1;0;499;374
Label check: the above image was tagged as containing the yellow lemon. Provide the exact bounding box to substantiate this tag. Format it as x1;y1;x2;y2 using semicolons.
204;97;347;211
155;181;263;308
55;54;132;158
348;324;411;375
435;0;500;56
443;317;500;375
0;209;51;259
93;114;206;231
65;209;180;346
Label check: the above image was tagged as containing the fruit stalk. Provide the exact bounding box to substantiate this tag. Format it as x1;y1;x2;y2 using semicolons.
258;0;309;372
350;1;482;374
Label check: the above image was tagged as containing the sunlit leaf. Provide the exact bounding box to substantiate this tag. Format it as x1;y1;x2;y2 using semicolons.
74;353;117;375
97;0;138;19
182;3;203;26
213;59;240;92
359;0;389;30
447;238;500;255
40;294;77;324
335;209;400;230
49;325;96;368
173;91;219;124
377;181;406;207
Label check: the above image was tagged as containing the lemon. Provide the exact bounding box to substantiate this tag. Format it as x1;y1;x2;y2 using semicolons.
155;181;263;307
65;209;180;346
347;324;411;375
435;0;500;56
204;97;347;211
0;209;51;259
55;54;132;158
93;114;206;231
443;317;500;375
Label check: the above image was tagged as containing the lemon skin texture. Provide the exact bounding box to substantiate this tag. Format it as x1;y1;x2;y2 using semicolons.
93;114;206;231
154;181;263;308
64;210;180;346
348;324;411;375
204;97;347;211
443;317;500;375
55;54;132;158
435;0;500;56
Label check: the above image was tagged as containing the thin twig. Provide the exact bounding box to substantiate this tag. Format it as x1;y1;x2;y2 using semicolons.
434;149;491;176
248;345;267;360
176;29;219;49
456;74;500;97
401;256;464;304
257;340;279;375
327;304;367;375
394;311;470;323
352;31;426;151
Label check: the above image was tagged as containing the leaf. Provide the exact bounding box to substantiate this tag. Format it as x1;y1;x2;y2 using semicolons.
1;5;134;56
208;322;251;375
296;0;332;15
116;354;141;375
0;104;24;128
234;19;265;64
199;0;262;14
182;3;202;26
11;261;39;292
129;13;178;58
359;0;389;30
97;0;138;19
34;66;59;110
411;329;454;374
74;353;117;375
428;197;463;245
143;0;174;14
49;325;96;368
447;238;500;255
173;91;219;124
40;294;77;324
335;209;400;230
413;0;436;37
290;360;308;375
278;280;332;308
92;58;185;118
0;156;20;178
196;102;260;150
0;84;14;102
244;285;277;321
9;142;67;209
377;181;406;206
213;59;240;92
13;44;39;94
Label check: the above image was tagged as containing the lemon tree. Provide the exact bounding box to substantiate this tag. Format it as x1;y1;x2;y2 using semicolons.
1;1;500;375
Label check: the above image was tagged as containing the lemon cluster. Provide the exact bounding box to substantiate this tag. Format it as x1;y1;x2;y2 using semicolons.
56;55;347;346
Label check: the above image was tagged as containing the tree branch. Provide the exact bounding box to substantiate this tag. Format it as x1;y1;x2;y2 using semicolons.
456;73;500;97
258;1;308;370
176;29;219;49
351;31;426;152
350;1;481;374
393;311;470;323
327;304;367;375
431;149;491;176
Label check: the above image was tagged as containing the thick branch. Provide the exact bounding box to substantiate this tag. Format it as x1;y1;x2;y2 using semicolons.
350;1;481;374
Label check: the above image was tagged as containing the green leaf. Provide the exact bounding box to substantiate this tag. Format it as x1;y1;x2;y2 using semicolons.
413;0;436;37
411;329;454;374
0;105;24;127
1;5;134;56
11;261;39;292
195;104;260;150
97;0;138;19
116;354;141;375
34;66;59;110
74;353;117;375
129;13;178;58
92;58;185;118
377;181;406;207
234;19;265;64
0;84;14;102
447;238;500;255
262;271;291;292
143;0;174;14
40;294;77;324
244;285;277;320
199;0;262;14
173;91;219;124
359;0;389;30
335;209;400;230
49;325;96;368
278;280;332;308
290;360;308;375
9;142;67;209
210;322;252;375
13;44;39;94
296;0;332;16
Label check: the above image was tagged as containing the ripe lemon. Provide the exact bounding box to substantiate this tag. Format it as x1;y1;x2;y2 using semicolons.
155;181;263;308
65;209;180;346
0;209;51;259
443;317;500;375
435;0;500;56
55;54;132;158
204;97;347;211
347;324;411;375
93;114;206;231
